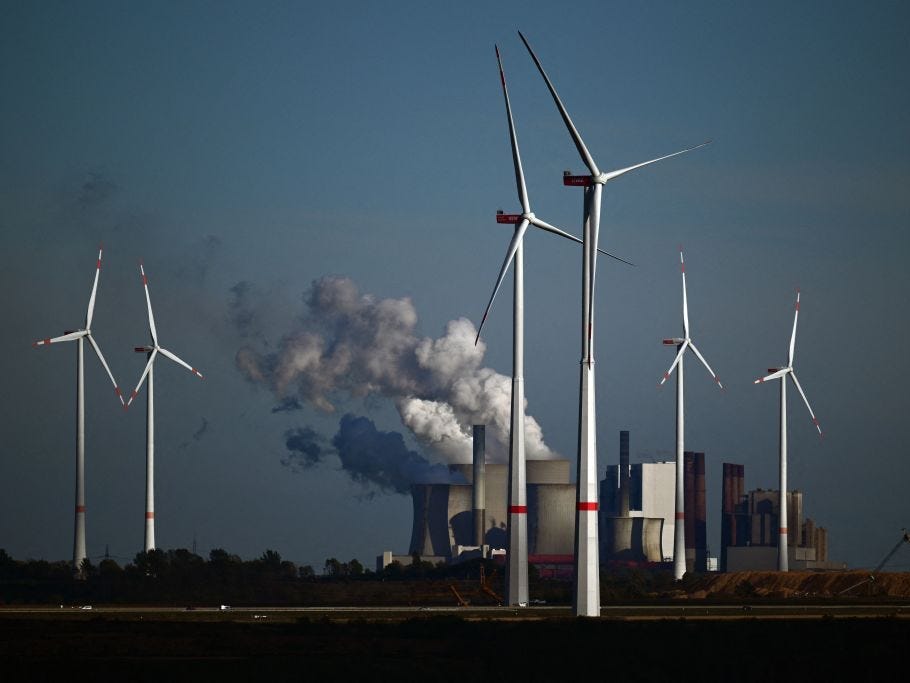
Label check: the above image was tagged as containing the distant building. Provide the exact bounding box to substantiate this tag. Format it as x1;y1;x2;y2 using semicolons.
719;462;840;571
600;441;708;571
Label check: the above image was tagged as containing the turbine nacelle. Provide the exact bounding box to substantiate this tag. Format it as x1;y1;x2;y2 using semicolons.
135;346;154;353
663;337;685;346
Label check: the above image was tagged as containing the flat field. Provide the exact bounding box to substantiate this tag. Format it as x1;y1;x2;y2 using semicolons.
2;604;909;681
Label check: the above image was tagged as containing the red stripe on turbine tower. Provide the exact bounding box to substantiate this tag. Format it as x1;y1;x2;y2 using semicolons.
676;512;685;520
577;502;598;511
76;506;86;513
146;512;155;519
509;505;527;514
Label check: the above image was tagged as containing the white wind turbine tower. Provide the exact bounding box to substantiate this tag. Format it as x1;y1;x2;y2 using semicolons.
475;46;631;608
33;245;124;571
518;30;709;616
657;250;723;580
126;262;204;552
754;289;822;572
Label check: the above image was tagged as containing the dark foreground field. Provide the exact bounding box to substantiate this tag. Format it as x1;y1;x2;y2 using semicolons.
2;608;909;681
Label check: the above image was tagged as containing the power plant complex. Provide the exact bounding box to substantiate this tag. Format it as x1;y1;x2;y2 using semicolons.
379;427;839;574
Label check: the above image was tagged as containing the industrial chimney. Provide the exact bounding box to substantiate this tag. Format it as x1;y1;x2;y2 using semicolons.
619;430;630;517
472;425;486;547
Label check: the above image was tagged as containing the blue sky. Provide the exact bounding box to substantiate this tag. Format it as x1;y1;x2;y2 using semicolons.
2;0;908;570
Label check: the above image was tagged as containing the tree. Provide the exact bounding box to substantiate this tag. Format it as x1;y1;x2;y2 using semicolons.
260;549;282;568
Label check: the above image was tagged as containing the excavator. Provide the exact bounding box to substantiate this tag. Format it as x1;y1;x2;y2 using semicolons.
479;564;504;605
838;529;910;596
449;562;505;606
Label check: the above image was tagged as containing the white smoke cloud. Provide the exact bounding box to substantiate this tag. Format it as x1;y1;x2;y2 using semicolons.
234;275;557;463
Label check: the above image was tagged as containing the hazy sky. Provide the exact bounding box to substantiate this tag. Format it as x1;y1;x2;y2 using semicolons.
2;1;908;570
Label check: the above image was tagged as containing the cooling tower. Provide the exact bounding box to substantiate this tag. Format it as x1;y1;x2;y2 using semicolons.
601;517;665;562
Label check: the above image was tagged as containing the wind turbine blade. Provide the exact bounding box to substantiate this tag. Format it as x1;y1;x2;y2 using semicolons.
127;349;158;408
33;330;88;347
159;346;204;379
658;340;689;386
788;289;800;367
475;218;530;344
754;368;788;384
140;262;158;346
680;250;689;338
87;333;124;405
86;244;103;329
528;216;635;266
688;341;723;390
518;31;600;176
495;45;530;213
789;371;822;437
599;141;711;183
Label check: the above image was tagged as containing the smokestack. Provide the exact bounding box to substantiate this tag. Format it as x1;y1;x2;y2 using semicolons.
694;452;706;572
721;463;734;572
619;430;630;517
472;425;486;546
684;451;695;572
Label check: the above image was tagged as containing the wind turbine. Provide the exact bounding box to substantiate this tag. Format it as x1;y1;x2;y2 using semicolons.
126;262;203;552
754;289;822;572
657;250;723;580
475;46;631;607
33;245;124;572
518;30;709;616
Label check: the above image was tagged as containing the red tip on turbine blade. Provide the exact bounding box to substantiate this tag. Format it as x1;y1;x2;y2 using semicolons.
664;373;670;381
96;259;101;270
44;338;51;345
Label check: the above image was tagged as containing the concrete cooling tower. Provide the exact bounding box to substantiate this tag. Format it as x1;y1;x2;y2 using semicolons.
408;460;574;559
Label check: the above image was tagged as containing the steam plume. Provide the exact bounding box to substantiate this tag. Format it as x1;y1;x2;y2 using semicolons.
234;276;557;463
284;415;463;497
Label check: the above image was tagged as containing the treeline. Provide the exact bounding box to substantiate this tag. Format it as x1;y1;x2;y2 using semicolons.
0;548;509;606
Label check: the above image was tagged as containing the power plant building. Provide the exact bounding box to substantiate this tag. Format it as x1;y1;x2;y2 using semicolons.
381;428;698;571
719;462;840;571
385;429;848;575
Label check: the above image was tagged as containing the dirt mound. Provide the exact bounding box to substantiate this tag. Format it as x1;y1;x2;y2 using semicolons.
687;571;910;599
